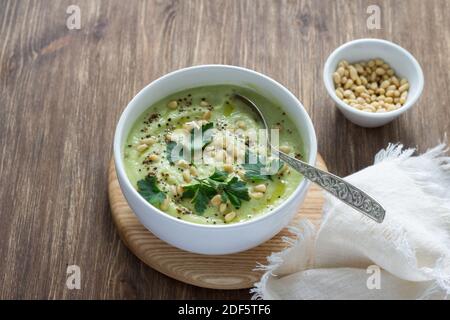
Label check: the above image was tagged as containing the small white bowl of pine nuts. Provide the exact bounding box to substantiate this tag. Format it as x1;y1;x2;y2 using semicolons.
323;39;424;128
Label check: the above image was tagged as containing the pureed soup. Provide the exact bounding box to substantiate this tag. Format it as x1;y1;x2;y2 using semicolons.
124;85;305;225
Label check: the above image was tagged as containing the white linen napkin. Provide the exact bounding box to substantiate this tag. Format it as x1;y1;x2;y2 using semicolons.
252;143;450;300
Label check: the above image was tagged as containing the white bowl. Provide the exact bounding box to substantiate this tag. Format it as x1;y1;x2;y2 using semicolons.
113;65;317;255
323;38;424;128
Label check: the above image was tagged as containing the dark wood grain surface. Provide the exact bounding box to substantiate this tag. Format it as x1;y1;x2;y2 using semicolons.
0;0;449;299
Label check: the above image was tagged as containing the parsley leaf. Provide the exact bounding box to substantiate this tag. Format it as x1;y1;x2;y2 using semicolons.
137;176;166;208
182;181;216;214
221;177;250;209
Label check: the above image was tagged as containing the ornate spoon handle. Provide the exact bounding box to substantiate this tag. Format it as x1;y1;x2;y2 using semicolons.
277;152;385;223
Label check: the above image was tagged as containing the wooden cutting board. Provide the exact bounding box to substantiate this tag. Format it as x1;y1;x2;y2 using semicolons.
107;155;327;290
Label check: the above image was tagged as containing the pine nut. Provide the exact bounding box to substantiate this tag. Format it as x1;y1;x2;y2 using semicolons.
253;184;267;193
360;76;368;85
224;211;236;223
387;104;398;111
335;89;344;99
236;120;247;129
343;90;353;98
167;100;178;109
349;66;358;81
148;154;159;162
136;144;148;152
386;90;395;97
399;83;409;93
177;185;184;195
355;64;364;74
167;175;177;184
369;72;377;82
375;68;385;75
360;92;371;100
400;78;408;85
177;159;190;168
365;104;376;112
355;86;366;94
223;164;233;173
344;79;353;89
182;169;191;183
141;137;156;145
250;192;264;199
279;145;291;153
376;88;385;95
356;97;366;104
189;166;198;176
200;100;209;107
380;80;390;89
387;85;397;91
333;72;341;84
211;194;222;206
338;60;349;68
390;77;399;87
369;82;378;90
160;198;170;210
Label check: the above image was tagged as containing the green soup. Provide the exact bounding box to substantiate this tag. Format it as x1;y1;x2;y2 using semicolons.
124;85;305;225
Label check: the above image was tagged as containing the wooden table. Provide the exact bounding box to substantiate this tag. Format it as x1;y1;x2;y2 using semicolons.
1;0;449;299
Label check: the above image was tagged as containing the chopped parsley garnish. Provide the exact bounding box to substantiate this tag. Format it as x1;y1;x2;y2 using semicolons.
182;169;250;214
137;175;166;208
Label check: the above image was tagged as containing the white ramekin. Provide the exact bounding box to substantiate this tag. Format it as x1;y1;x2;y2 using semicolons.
113;65;317;255
323;38;424;128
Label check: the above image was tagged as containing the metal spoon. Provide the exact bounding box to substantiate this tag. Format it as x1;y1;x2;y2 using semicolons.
234;94;386;223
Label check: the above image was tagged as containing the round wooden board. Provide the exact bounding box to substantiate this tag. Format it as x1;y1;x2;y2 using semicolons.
108;155;327;290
